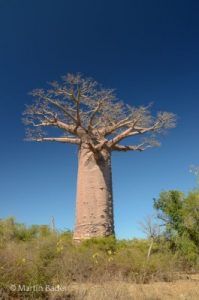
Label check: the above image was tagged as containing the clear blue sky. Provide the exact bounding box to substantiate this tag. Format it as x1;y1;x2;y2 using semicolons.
0;0;199;239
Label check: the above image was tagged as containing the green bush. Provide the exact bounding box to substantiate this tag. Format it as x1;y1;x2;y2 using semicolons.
154;189;199;265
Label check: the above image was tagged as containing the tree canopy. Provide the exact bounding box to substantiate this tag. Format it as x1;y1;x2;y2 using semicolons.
23;73;176;153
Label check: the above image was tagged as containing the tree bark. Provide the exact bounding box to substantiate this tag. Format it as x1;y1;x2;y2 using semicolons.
73;143;115;241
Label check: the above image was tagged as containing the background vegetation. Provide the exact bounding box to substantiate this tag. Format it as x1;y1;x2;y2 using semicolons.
0;189;199;299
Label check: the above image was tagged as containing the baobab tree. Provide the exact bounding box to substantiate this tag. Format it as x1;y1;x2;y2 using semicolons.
23;73;176;241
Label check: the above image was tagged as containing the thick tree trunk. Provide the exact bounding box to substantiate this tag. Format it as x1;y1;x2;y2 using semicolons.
73;143;115;241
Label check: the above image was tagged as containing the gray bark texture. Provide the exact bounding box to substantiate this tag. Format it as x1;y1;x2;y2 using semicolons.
73;144;114;241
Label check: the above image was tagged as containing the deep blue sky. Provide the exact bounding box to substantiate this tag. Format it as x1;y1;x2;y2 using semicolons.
0;0;199;238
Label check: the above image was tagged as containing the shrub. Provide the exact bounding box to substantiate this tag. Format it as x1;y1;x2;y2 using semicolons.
0;217;198;298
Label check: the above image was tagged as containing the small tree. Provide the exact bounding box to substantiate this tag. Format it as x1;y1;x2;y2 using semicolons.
23;73;176;241
154;190;199;262
153;191;184;236
140;216;161;260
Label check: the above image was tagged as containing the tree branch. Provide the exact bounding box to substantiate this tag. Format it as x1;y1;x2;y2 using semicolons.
35;137;81;144
111;136;161;152
88;101;102;129
55;120;77;134
76;89;81;126
111;143;152;152
99;117;133;136
44;97;77;123
107;122;161;148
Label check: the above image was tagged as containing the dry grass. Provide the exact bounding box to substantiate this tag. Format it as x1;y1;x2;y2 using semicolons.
48;278;199;300
129;280;199;300
1;279;198;299
1;218;199;299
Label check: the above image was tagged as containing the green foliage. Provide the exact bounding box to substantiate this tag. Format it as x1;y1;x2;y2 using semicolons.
81;235;116;253
154;191;184;234
154;189;199;263
0;217;57;243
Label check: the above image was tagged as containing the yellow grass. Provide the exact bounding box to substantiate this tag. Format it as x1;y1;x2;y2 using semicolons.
129;280;199;300
48;277;199;300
